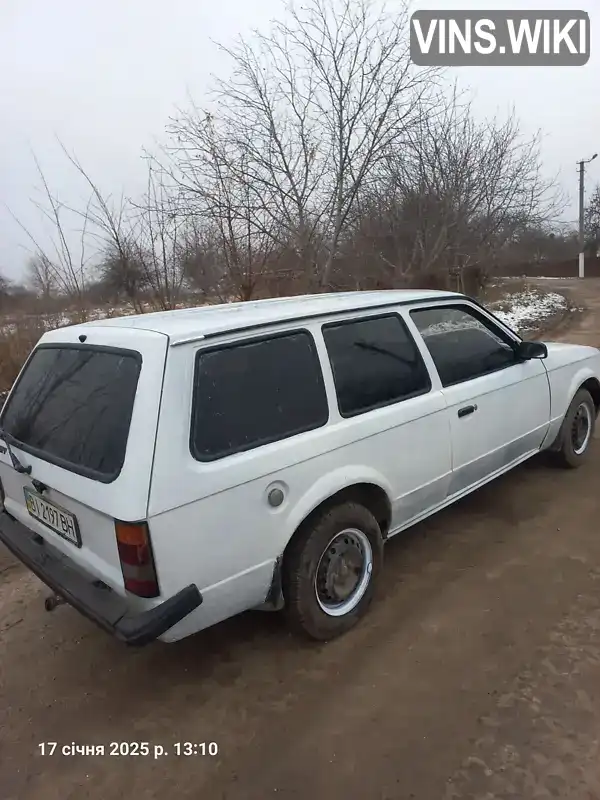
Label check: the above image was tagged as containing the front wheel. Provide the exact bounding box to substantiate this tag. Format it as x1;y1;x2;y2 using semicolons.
553;388;596;468
282;502;384;641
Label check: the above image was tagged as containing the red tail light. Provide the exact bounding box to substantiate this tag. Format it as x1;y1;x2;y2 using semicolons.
115;521;159;598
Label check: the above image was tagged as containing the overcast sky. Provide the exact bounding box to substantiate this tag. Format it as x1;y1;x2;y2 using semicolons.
1;0;598;281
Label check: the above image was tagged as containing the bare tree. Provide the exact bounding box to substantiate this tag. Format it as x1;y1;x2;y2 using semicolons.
26;254;56;300
164;111;288;300
5;0;567;312
0;271;12;312
55;143;188;311
131;165;187;309
52;142;150;312
349;93;565;291
585;184;600;256
97;247;148;309
6;153;92;314
166;0;440;290
179;221;224;299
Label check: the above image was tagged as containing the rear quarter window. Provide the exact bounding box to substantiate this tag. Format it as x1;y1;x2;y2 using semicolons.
1;345;141;482
190;330;328;461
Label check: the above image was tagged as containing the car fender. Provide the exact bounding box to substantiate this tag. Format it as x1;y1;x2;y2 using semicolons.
543;358;600;449
283;465;393;548
258;466;393;611
550;363;599;418
568;366;600;407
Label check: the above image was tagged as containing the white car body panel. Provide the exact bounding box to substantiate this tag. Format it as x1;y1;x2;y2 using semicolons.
441;359;551;497
540;342;600;447
0;290;599;643
149;313;453;640
0;325;168;602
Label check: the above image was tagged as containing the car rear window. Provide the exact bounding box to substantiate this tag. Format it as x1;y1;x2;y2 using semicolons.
1;345;141;481
191;330;328;461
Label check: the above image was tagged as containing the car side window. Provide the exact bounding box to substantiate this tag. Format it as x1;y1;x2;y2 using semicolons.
322;314;431;417
410;305;517;387
191;330;328;461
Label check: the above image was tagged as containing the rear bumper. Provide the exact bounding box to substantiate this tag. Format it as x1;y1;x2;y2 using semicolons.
0;512;202;646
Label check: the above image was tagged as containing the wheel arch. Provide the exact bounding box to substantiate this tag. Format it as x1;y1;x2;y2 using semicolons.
580;376;600;414
563;369;600;416
285;481;392;544
261;474;392;611
547;374;600;452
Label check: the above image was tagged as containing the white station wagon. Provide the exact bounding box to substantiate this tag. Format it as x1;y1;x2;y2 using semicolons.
0;289;598;644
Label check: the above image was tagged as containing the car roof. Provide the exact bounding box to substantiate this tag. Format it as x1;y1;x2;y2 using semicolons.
73;289;463;345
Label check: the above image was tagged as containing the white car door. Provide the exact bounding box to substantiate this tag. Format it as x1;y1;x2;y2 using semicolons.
319;311;454;531
408;302;551;498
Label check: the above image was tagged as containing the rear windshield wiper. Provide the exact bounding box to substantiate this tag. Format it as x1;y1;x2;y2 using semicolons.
0;427;32;475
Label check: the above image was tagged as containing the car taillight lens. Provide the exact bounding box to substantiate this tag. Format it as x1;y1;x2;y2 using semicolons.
115;521;159;598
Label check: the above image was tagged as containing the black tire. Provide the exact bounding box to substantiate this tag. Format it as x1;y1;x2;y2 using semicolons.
282;501;384;641
552;388;596;468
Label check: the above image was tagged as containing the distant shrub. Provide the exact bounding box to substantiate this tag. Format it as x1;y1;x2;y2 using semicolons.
0;317;46;394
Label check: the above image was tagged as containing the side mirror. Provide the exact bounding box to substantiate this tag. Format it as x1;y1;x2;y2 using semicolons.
516;341;548;360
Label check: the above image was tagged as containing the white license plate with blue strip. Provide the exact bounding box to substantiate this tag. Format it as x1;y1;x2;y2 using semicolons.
24;488;81;547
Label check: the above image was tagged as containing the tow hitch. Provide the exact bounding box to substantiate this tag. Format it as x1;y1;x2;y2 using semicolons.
44;594;66;612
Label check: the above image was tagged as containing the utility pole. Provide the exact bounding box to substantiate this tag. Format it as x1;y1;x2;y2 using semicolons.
578;152;598;278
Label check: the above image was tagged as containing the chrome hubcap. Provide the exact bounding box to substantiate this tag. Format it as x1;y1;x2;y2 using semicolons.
572;402;592;455
314;528;373;617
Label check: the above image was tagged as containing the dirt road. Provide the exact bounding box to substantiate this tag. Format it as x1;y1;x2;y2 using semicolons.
3;278;600;800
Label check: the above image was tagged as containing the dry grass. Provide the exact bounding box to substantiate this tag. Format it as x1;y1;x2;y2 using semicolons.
0;297;211;396
0;280;567;398
481;278;532;306
0;317;48;396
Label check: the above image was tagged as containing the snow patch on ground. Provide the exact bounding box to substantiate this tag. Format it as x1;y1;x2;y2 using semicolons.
489;290;567;333
419;289;569;338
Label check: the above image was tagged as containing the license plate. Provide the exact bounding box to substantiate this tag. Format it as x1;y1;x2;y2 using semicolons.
23;488;81;547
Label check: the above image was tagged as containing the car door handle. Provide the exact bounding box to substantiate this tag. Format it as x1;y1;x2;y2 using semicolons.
457;404;478;418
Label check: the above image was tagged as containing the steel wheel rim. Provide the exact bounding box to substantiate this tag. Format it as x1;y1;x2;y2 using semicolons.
314;528;373;617
572;402;592;455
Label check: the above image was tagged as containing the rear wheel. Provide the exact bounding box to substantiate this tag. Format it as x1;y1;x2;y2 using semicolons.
283;502;383;641
553;388;596;468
